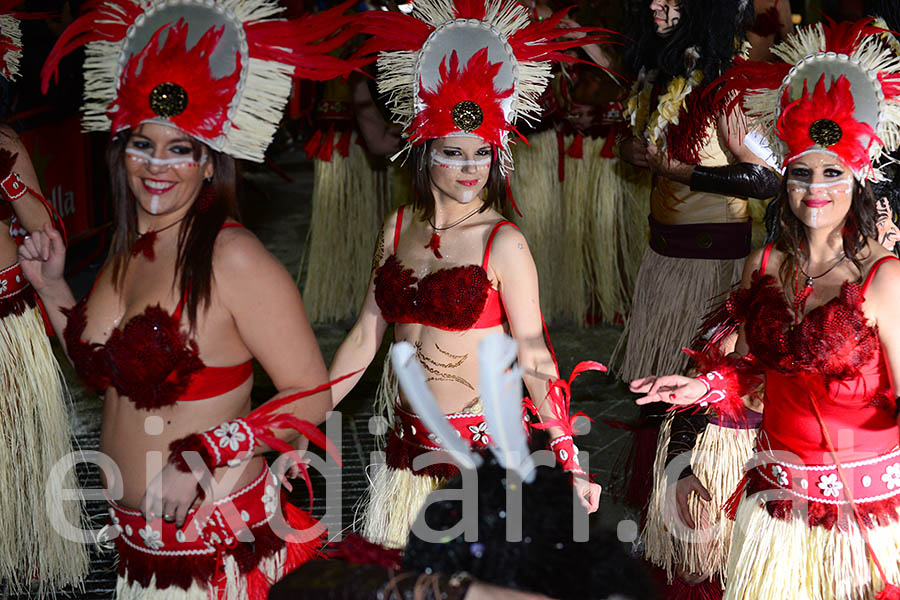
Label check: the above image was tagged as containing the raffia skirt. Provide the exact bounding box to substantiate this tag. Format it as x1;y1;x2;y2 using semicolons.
723;443;900;600
610;247;744;381
300;130;394;323
509;130;651;325
642;412;759;584
725;494;900;600
0;268;88;597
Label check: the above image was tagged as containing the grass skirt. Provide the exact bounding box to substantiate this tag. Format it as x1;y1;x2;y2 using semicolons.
725;495;900;600
563;135;650;325
358;463;446;550
300;131;392;323
610;247;743;381
643;414;758;584
509;130;564;322
509;131;651;325
0;304;88;597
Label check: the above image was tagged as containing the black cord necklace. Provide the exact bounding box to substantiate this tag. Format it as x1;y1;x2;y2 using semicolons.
131;215;187;261
424;207;480;259
793;253;845;314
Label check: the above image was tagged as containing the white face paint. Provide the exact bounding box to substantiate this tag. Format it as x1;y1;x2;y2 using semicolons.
125;123;213;221
428;137;492;206
785;177;854;194
785;153;854;232
126;147;207;169
429;150;492;170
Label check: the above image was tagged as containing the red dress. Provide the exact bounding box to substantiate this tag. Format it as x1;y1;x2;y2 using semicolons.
729;246;900;528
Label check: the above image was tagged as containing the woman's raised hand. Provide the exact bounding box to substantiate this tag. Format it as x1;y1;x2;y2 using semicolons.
630;375;707;406
18;222;66;292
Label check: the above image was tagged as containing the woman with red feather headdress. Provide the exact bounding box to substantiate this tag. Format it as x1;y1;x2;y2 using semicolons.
612;1;780;597
634;18;900;600
28;1;364;598
327;0;609;549
0;2;89;596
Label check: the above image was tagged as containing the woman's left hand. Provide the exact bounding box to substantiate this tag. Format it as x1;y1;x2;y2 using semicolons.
573;474;601;513
631;375;707;406
140;462;206;529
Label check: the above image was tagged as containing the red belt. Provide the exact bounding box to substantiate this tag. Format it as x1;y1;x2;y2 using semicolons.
753;444;900;506
385;404;490;479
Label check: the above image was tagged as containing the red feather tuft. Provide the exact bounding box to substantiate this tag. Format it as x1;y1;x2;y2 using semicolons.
507;6;617;76
777;74;879;174
879;73;900;102
667;82;730;164
877;584;900;600
709;56;792;110
531;360;606;437
109;20;240;139
40;0;143;93
821;16;884;56
244;0;370;81
411;48;514;146
351;11;434;60
681;347;762;426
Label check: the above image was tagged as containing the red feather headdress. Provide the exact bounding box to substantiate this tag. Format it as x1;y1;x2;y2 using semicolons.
355;0;616;172
41;0;368;162
713;17;900;181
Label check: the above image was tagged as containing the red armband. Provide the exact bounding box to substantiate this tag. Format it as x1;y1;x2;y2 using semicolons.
169;418;256;472
682;347;762;424
549;435;585;475
0;171;26;201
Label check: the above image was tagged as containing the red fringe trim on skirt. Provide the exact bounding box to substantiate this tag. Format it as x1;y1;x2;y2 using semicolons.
116;500;324;594
384;431;462;480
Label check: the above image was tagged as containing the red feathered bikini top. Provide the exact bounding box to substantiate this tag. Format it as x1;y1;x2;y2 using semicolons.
63;223;252;410
374;206;510;331
728;244;897;379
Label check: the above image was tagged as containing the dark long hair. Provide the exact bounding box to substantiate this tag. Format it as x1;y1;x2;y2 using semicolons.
623;0;754;82
767;179;878;287
409;140;506;222
106;130;239;331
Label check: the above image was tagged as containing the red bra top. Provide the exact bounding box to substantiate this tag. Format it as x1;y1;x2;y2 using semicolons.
63;222;252;410
374;206;510;331
730;244;899;462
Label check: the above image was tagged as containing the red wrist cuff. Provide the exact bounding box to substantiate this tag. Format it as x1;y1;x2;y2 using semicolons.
550;435;585;474
169;418;257;472
1;172;26;201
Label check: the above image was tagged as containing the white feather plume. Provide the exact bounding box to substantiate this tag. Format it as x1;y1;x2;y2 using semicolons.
478;333;536;483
